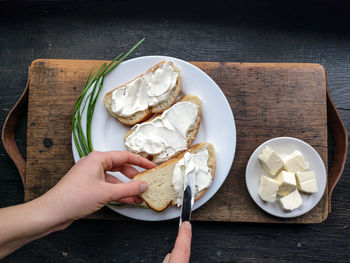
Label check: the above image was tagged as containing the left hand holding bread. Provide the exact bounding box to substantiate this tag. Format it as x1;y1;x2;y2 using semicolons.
0;151;154;258
41;151;155;223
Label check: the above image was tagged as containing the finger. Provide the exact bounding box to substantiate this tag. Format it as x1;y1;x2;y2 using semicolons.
119;164;141;178
105;173;122;184
116;197;144;205
170;222;192;263
134;196;144;204
162;253;171;263
91;151;155;171
108;164;144;179
110;196;142;205
116;197;136;204
106;180;148;201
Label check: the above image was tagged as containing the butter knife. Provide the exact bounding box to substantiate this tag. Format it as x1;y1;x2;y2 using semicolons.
179;184;193;226
179;153;196;226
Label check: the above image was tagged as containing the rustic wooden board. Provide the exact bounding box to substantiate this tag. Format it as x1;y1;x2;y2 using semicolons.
26;59;328;223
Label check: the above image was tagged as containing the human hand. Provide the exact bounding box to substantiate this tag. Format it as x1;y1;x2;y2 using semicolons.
0;151;155;258
39;151;155;228
163;221;192;263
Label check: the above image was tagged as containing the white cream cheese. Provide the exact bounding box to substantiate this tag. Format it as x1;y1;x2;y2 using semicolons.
278;189;303;211
296;171;318;194
258;175;280;202
111;61;178;117
275;170;297;196
283;150;309;173
258;146;283;176
125;101;199;163
172;149;212;206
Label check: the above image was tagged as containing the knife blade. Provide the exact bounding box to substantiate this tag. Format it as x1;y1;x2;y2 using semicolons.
180;184;193;226
179;153;196;226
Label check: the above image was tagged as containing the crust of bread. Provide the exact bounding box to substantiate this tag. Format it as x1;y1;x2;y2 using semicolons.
103;61;181;125
132;143;216;212
124;94;202;163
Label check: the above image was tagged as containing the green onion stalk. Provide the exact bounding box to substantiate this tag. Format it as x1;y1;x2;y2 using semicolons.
72;38;145;158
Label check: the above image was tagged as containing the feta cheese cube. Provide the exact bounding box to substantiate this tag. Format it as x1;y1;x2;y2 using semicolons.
283;150;309;173
275;170;297;196
278;189;303;211
258;146;283;176
258;175;280;202
296;171;318;194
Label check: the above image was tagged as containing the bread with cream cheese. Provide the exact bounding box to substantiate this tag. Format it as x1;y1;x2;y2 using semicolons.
124;94;202;163
132;143;216;212
103;61;181;125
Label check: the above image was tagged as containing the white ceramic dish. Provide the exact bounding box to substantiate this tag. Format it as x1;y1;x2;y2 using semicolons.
72;55;236;221
245;137;327;218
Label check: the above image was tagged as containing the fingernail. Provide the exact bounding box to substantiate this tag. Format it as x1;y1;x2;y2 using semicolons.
183;221;192;231
140;183;148;193
162;253;171;263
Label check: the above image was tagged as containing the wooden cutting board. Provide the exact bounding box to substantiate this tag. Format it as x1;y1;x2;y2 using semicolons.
26;59;328;223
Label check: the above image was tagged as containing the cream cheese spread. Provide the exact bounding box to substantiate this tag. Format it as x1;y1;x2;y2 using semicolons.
125;101;199;163
111;61;179;117
172;149;212;206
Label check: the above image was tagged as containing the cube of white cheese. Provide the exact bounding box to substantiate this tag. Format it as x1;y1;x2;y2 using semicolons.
283;150;309;173
258;146;283;176
258;175;280;202
296;171;318;194
275;170;297;196
278;189;303;211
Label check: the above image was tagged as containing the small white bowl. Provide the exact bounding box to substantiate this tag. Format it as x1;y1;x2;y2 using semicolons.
246;137;327;218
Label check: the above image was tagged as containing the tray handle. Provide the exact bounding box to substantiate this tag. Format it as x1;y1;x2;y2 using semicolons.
326;88;348;213
1;76;29;187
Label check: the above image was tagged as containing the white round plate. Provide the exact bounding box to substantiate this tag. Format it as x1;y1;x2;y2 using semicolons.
72;55;236;221
246;137;327;218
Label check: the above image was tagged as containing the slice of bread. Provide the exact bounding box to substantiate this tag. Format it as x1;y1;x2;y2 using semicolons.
132;143;216;212
124;94;202;163
103;61;181;125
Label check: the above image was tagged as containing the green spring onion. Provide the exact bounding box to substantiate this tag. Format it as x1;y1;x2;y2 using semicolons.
72;38;145;157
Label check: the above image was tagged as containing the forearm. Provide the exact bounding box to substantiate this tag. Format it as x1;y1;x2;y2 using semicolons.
0;151;153;259
0;197;70;259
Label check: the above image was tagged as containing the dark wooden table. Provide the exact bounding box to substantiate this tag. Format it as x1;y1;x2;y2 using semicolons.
0;1;349;262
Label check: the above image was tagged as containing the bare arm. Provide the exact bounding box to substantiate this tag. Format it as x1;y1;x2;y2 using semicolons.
0;151;154;259
0;197;69;258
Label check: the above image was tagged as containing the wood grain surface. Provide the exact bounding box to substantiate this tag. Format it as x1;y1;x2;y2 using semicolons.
26;59;328;223
1;1;349;262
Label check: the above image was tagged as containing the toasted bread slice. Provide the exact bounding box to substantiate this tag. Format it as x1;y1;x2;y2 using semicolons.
133;143;216;212
124;95;202;163
103;61;181;125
